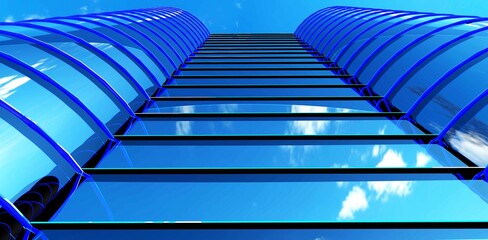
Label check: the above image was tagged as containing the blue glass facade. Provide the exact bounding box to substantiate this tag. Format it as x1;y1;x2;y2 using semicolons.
0;5;488;240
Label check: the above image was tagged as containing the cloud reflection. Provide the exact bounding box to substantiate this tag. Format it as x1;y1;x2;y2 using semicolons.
338;186;368;220
175;106;194;135
449;130;488;166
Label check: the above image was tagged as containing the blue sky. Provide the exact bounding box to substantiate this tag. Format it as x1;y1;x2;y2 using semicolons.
2;0;488;33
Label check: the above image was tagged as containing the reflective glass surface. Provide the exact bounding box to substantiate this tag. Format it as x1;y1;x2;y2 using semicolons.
143;104;374;113
98;141;463;168
145;101;377;112
168;77;345;85
39;228;488;240
124;118;421;135
177;70;334;76
158;87;358;97
51;174;488;222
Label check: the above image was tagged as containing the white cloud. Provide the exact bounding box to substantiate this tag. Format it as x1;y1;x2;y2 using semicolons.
372;145;380;157
175;106;194;135
4;15;14;22
368;149;412;201
218;104;238;113
24;14;46;20
376;149;406;168
416;152;431;167
80;6;89;14
448;130;488;167
0;75;31;99
378;125;386;135
288;105;329;135
338;186;368;220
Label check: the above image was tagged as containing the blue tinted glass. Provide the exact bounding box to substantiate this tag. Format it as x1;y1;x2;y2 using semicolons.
0;43;125;131
158;87;358;97
143;104;374;113
188;58;324;63
169;77;345;85
145;101;376;113
38;229;488;240
124;118;421;135
0;64;103;164
391;31;488;112
0;116;76;202
182;63;329;68
51;174;488;222
98;141;462;168
177;70;334;76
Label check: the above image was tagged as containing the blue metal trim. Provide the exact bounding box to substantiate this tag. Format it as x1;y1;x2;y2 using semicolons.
0;91;88;177
0;195;39;235
74;15;171;80
156;8;202;46
343;13;439;69
157;7;207;42
302;7;352;43
35;19;160;88
0;51;116;142
133;10;193;54
0;29;136;118
435;87;488;146
299;7;343;41
296;8;329;35
118;11;186;63
149;9;200;49
132;9;193;54
324;10;390;57
381;22;488;104
164;7;206;42
354;15;469;80
367;17;483;95
312;8;376;53
50;17;165;85
178;8;211;38
3;22;151;101
96;12;180;69
300;7;346;41
336;11;420;65
405;46;488;119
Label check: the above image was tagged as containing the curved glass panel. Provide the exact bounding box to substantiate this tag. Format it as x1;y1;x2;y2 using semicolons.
0;63;104;164
158;87;358;97
391;32;488;113
0;43;125;132
56;18;164;85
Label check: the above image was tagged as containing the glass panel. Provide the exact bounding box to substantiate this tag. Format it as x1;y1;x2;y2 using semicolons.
38;228;488;240
391;32;488;113
187;58;324;63
144;104;374;113
158;87;358;97
177;70;335;76
123;118;421;135
182;63;331;68
58;19;165;84
98;141;463;168
0;43;126;131
196;49;312;53
0;117;76;203
0;64;103;164
27;21;159;92
145;101;377;113
445;103;488;167
50;174;488;222
192;53;316;57
169;77;345;85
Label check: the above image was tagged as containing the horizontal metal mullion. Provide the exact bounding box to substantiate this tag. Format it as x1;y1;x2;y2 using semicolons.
203;42;304;45
135;112;405;119
178;67;340;71
206;39;301;41
151;96;381;101
171;75;351;79
115;134;437;142
82;167;482;176
189;56;326;59
32;221;488;230
159;84;359;88
202;44;308;47
192;51;317;55
184;61;333;65
198;47;313;50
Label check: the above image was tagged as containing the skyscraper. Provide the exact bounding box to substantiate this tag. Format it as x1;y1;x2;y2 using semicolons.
1;5;488;240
